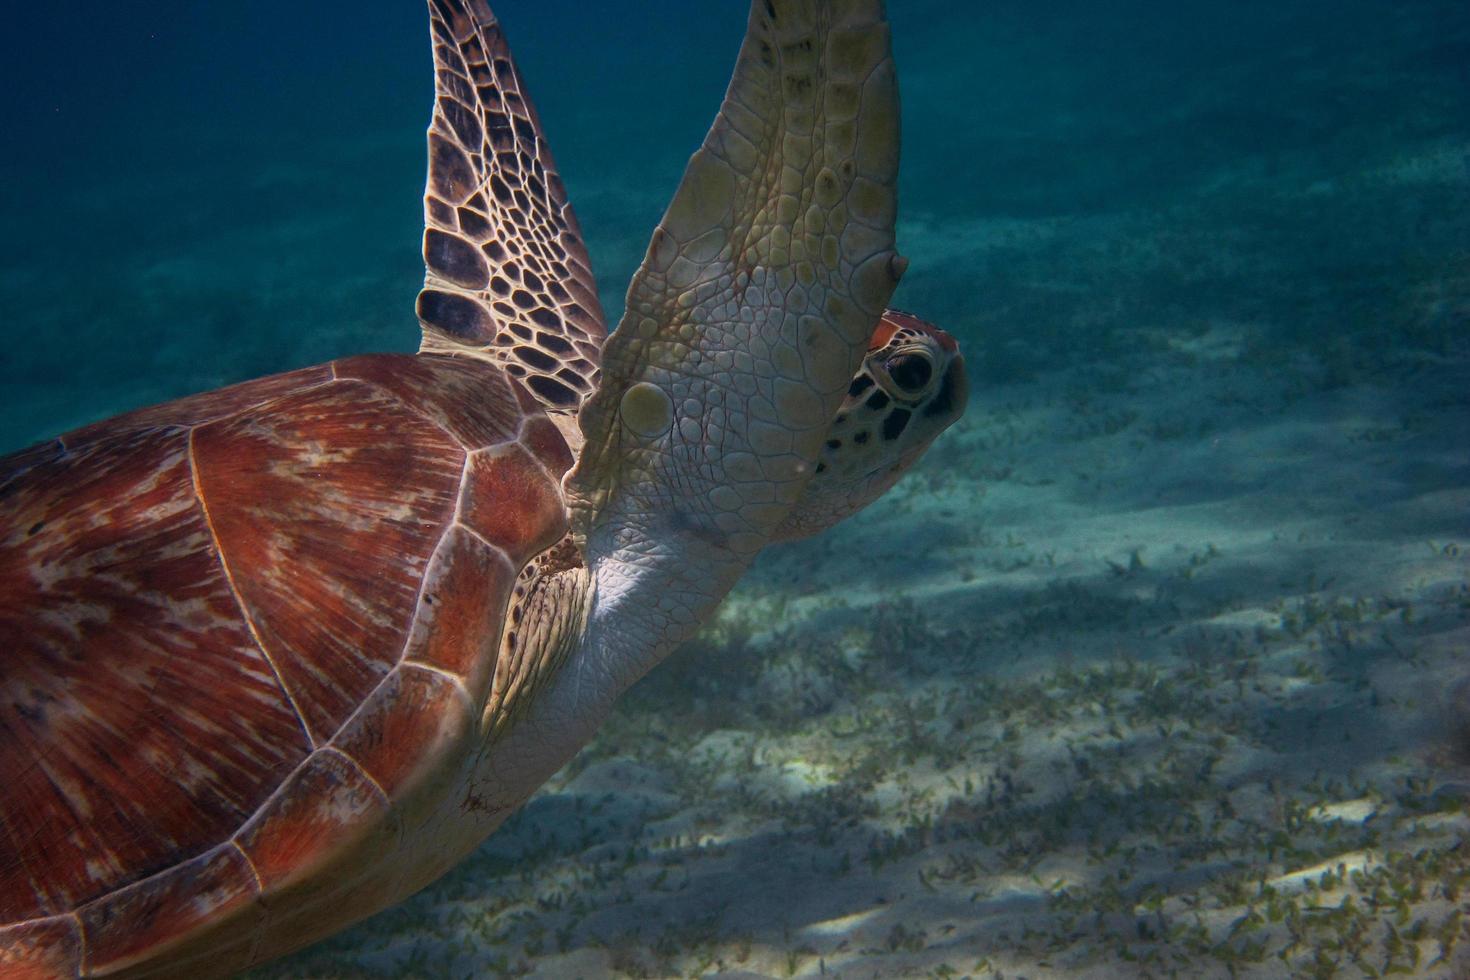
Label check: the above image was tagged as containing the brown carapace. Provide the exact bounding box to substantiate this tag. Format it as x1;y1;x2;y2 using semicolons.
0;355;571;976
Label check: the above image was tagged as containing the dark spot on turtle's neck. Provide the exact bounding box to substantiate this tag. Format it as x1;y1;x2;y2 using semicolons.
882;409;911;441
825;439;841;450
865;390;890;411
854;431;870;445
848;374;874;398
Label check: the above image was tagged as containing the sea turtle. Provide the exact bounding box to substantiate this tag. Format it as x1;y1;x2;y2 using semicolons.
0;0;966;975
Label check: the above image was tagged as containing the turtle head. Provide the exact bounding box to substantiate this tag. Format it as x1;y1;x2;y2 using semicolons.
774;309;968;541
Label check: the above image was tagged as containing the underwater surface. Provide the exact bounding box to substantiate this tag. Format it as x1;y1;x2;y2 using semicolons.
3;0;1468;976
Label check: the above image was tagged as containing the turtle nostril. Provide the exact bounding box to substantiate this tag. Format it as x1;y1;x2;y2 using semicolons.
884;352;933;394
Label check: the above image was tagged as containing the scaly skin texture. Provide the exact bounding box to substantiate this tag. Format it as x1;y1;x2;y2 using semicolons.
567;0;904;699
459;307;967;867
416;0;607;416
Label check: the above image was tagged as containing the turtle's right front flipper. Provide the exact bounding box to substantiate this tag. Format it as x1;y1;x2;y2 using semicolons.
567;0;903;690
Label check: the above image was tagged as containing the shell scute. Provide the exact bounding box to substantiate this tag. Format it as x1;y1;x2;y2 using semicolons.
0;438;63;488
0;817;43;924
332;666;474;833
59;364;334;451
76;843;261;978
332;353;525;451
190;379;465;745
233;751;397;909
403;525;516;697
518;413;575;477
0;915;81;979
459;443;568;564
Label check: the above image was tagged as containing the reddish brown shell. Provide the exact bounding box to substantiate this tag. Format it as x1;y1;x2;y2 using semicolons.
0;353;572;977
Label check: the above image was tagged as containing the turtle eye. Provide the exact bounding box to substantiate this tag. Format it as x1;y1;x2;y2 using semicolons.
883;352;934;396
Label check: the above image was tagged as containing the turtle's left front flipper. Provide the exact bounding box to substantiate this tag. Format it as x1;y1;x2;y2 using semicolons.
417;0;606;413
568;0;903;688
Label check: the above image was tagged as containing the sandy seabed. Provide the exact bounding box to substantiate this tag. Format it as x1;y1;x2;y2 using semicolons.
253;303;1469;979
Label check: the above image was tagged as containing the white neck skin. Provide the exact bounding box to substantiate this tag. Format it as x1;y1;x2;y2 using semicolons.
465;517;753;821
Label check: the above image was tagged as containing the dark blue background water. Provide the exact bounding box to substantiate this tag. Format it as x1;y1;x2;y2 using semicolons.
2;1;1465;453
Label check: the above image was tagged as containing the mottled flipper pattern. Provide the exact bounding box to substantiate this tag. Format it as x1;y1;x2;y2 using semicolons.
418;0;606;412
566;0;902;685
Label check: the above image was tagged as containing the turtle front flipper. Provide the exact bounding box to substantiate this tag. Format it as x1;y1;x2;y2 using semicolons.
567;0;903;686
416;0;606;413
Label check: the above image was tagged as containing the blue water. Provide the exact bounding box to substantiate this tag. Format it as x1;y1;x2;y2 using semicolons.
5;0;1464;452
4;1;1468;976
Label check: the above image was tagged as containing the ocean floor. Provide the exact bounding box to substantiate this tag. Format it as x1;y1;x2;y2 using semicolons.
250;318;1470;978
